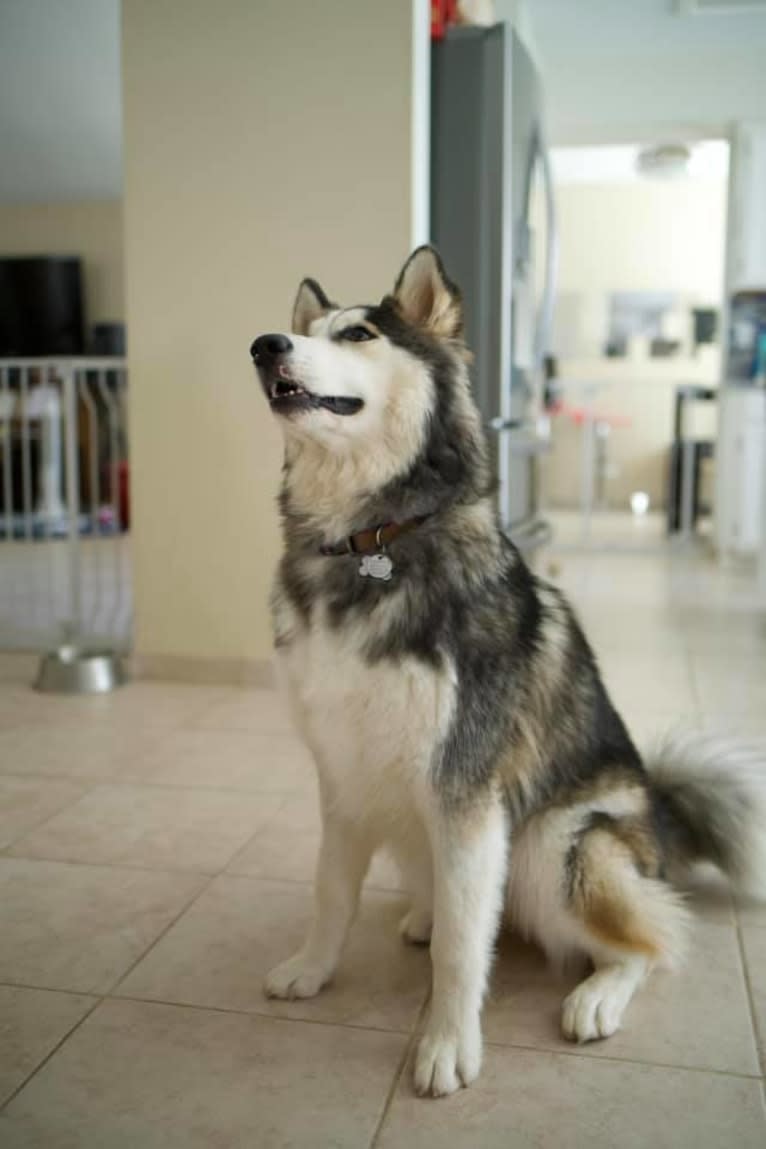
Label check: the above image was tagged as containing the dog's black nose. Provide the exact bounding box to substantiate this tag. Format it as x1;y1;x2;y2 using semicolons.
251;333;293;363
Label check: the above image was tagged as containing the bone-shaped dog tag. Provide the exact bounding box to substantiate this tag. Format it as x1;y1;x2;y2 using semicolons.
358;553;393;581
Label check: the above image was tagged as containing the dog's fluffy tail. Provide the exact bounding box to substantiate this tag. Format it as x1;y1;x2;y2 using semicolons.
645;732;766;899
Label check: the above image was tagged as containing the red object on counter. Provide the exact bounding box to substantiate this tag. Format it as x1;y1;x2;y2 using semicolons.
431;0;458;40
563;406;632;430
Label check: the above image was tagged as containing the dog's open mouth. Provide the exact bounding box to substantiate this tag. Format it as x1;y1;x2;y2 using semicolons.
266;376;363;417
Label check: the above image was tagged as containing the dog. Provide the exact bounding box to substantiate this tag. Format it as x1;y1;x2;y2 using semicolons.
250;246;766;1098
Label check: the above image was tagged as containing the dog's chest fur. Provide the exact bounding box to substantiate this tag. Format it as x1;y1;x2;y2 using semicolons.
276;596;457;830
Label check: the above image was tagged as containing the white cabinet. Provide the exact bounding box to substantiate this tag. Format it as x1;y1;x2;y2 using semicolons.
715;387;766;556
727;124;766;294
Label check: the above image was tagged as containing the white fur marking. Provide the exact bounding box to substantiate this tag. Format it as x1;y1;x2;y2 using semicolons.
415;800;508;1097
266;606;457;1004
562;957;648;1043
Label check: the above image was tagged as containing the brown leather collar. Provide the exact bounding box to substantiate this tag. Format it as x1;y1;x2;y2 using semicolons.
319;515;430;557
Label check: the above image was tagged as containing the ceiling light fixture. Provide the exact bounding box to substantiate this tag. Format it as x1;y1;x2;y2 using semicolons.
635;144;691;179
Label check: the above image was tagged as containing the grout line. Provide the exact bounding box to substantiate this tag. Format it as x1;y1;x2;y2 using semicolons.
735;919;766;1079
0;979;418;1041
0;981;99;999
0;973;762;1101
107;991;419;1039
0;861;219;1114
482;1037;764;1082
369;996;430;1148
0;846;405;897
0;864;224;1113
0;783;98;853
0;994;102;1114
101;873;222;998
0;852;218;878
0;769;307;797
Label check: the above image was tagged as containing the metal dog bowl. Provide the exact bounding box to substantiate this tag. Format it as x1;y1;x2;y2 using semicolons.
35;646;127;695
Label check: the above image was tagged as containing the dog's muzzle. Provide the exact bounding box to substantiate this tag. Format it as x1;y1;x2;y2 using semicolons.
249;332;364;417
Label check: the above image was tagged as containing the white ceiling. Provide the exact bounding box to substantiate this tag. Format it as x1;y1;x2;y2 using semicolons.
524;0;766;144
551;139;729;184
0;0;121;203
0;1;763;201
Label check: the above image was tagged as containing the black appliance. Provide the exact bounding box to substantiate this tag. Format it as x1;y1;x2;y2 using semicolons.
0;256;85;356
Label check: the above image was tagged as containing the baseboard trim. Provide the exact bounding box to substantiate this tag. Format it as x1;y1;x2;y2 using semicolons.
130;654;275;688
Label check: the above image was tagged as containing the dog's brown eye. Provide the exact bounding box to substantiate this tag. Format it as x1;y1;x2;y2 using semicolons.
339;325;376;343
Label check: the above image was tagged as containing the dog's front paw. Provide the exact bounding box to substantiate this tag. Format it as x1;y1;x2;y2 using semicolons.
399;907;433;946
264;953;329;1000
413;1021;482;1098
561;981;624;1043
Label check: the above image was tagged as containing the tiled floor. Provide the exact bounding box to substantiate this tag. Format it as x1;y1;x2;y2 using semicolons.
1;530;766;1146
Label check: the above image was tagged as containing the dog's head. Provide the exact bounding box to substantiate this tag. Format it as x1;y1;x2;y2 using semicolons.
251;247;488;530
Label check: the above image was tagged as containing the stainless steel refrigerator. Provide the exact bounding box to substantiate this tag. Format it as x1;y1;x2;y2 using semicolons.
431;24;557;551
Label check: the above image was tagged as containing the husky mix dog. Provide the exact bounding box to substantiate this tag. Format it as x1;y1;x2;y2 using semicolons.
250;247;766;1098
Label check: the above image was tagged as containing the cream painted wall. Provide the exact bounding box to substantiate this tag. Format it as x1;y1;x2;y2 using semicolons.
548;177;727;358
122;0;420;666
0;199;123;327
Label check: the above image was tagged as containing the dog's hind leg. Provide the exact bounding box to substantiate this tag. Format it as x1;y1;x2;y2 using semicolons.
414;794;508;1097
561;816;688;1043
510;800;689;1045
264;810;372;1000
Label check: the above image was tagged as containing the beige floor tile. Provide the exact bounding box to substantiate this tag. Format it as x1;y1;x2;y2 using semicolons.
0;858;204;993
692;655;766;717
226;820;405;890
0;689;99;733
0;987;96;1107
581;572;681;613
483;922;759;1076
737;898;766;928
0;682;228;733
191;687;293;734
681;608;766;656
220;785;325;881
225;823;321;883
67;682;234;730
599;653;696;715
740;927;766;1067
0;999;406;1149
619;708;702;752
0;777;90;850
7;784;284;873
678;866;737;926
117;875;429;1032
0;723;166;781
0;654;38;685
377;1044;766;1149
697;713;766;742
580;609;687;658
264;786;322;833
131;728;314;792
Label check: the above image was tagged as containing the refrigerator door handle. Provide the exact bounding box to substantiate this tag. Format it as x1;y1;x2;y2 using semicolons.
490;423;552;457
487;416;524;431
533;127;559;373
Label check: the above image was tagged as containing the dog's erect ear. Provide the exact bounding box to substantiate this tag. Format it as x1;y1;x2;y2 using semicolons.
392;246;462;339
292;278;333;335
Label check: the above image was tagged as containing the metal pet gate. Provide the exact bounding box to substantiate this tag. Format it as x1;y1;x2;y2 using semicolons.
0;358;130;690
